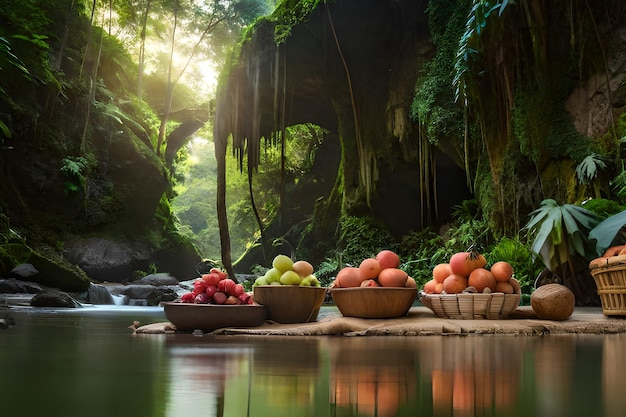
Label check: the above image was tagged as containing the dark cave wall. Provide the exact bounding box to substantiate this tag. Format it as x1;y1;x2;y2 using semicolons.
219;0;473;270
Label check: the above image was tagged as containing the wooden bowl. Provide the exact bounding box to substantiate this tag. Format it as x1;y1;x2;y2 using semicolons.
162;302;267;332
253;285;327;324
330;287;417;319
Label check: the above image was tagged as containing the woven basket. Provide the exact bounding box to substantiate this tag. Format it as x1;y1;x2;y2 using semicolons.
419;278;521;319
590;261;626;316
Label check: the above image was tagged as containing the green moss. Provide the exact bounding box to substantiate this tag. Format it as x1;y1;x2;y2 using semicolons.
581;198;626;218
271;0;325;44
411;0;467;146
0;242;91;291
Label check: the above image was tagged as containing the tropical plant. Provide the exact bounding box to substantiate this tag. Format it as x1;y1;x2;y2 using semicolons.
611;160;626;202
524;199;602;272
588;210;626;257
575;153;610;198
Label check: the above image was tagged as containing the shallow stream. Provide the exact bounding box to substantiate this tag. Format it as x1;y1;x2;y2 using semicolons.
1;305;624;417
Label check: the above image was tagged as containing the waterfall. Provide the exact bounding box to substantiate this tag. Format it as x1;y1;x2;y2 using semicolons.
88;283;115;305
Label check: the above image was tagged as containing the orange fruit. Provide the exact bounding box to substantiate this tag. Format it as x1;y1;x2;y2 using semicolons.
490;261;514;282
423;279;437;293
433;263;452;283
468;268;496;293
405;276;417;288
375;249;401;269
495;281;514;294
336;267;363;288
377;267;408;287
359;258;382;280
442;274;468;294
449;251;487;277
292;260;314;277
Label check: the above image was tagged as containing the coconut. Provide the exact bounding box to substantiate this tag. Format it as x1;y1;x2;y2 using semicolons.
530;283;575;321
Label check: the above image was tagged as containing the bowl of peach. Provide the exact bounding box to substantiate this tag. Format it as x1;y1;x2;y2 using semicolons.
329;253;418;319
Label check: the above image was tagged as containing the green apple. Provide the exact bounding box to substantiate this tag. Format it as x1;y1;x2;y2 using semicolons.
299;274;320;287
264;267;282;284
254;276;268;286
272;254;294;273
307;274;321;287
280;270;302;285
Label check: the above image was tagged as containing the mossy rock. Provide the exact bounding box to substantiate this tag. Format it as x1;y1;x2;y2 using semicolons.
26;251;91;292
2;243;91;292
0;242;32;276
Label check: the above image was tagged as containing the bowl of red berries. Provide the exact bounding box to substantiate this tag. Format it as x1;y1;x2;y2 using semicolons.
163;268;267;332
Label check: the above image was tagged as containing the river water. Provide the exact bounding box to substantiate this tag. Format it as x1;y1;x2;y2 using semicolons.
1;305;625;417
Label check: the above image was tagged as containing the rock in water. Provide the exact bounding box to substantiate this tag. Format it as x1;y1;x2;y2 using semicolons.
531;283;575;320
30;290;82;308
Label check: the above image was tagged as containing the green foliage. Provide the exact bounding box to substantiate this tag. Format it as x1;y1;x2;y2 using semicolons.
60;156;89;194
611;160;626;203
576;153;608;184
453;0;512;104
588;210;626;257
337;215;396;266
172;123;326;260
581;198;625;218
513;90;591;164
575;153;610;198
390;198;494;287
314;255;341;287
411;0;466;144
397;228;447;287
271;0;322;44
485;236;542;296
523;199;603;274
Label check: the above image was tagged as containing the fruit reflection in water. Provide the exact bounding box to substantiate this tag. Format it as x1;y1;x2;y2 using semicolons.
416;336;526;416
330;338;416;417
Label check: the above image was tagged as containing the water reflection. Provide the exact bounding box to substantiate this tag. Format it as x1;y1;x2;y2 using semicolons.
329;337;417;417
415;336;527;416
1;308;625;417
604;334;626;416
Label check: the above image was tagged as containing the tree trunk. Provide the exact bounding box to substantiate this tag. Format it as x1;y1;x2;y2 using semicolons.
156;0;179;157
215;131;236;281
137;0;152;101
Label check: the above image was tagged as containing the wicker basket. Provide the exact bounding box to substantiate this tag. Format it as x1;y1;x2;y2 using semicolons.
419;278;521;319
590;262;626;316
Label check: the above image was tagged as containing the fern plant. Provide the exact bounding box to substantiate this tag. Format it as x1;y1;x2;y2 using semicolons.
60;156;89;194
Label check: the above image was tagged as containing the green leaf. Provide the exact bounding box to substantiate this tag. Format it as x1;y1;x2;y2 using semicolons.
0;120;11;138
589;210;626;255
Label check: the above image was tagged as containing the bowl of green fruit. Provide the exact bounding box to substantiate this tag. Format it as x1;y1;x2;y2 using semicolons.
252;255;327;324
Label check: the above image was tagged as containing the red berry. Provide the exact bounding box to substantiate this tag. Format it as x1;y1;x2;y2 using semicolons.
202;273;221;287
237;292;251;304
210;268;228;280
232;283;245;296
193;278;208;292
194;293;210;304
180;292;195;303
213;291;227;305
205;285;218;299
218;278;236;293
